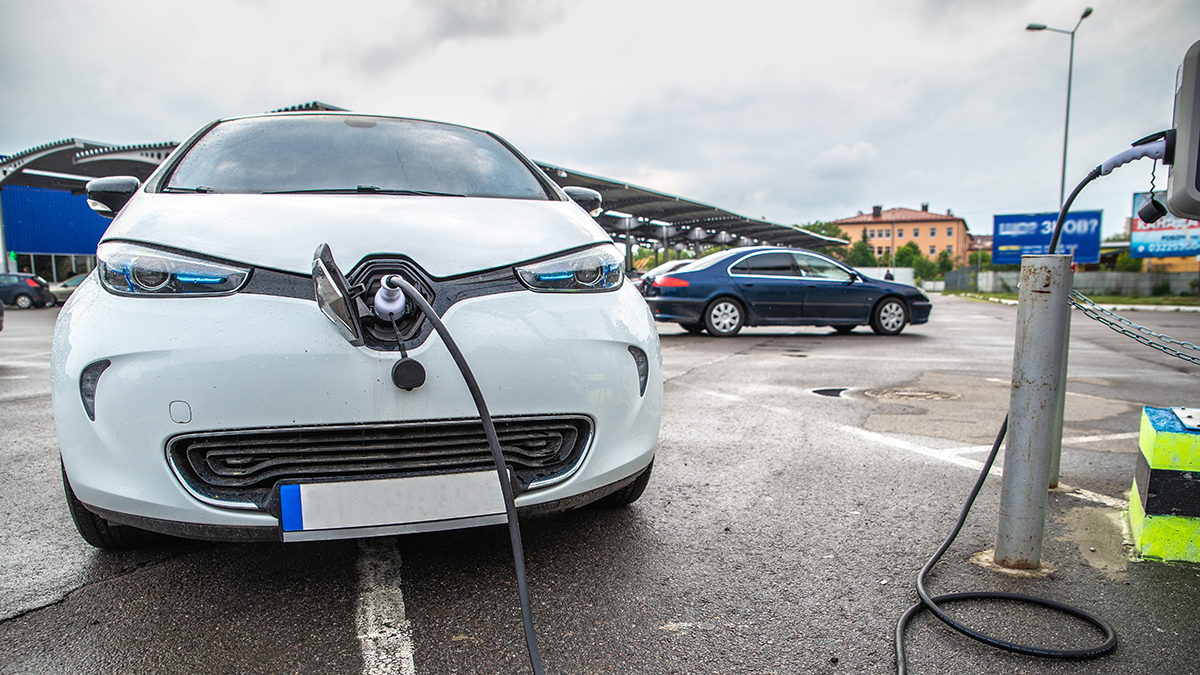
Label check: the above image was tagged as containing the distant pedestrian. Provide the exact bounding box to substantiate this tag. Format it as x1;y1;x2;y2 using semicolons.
884;270;894;281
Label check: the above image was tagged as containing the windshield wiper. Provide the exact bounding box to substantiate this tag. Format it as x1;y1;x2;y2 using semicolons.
262;186;465;197
163;186;215;193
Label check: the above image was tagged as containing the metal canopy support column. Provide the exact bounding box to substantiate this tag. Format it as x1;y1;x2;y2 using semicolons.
0;192;9;273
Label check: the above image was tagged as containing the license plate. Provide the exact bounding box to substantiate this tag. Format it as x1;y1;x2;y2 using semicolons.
279;471;507;541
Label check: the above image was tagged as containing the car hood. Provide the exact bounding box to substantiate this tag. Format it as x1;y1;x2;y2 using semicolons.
864;277;926;297
101;192;612;278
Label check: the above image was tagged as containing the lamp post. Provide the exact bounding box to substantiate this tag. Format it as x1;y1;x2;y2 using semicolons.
1027;7;1093;209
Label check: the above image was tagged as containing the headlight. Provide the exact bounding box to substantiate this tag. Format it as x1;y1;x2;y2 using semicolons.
515;246;625;292
98;242;250;296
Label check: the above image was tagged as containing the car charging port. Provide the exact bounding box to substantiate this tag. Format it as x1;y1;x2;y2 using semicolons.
375;275;427;391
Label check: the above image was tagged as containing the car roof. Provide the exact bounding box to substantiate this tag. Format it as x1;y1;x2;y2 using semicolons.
219;110;492;137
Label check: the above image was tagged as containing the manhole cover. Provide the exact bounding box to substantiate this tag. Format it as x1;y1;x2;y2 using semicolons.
864;389;960;401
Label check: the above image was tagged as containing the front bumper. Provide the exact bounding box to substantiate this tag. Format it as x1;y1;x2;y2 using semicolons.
53;277;661;539
645;296;706;324
909;300;932;325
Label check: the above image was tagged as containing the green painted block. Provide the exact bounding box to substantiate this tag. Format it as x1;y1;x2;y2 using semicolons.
1130;478;1200;562
1139;407;1200;472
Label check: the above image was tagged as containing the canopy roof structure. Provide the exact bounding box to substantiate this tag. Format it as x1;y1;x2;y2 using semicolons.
0;138;176;192
537;162;844;251
0;102;844;266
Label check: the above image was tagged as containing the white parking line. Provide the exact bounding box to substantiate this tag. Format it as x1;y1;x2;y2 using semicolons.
841;426;1002;478
839;426;1128;509
356;538;415;675
1062;431;1140;444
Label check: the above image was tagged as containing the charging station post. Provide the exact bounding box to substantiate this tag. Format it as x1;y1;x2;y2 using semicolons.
995;255;1073;569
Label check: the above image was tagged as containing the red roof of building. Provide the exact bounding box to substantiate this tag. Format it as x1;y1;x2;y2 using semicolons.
832;207;961;225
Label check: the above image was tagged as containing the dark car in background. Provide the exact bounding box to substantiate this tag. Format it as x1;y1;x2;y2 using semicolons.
49;272;91;303
0;272;55;309
633;259;695;293
642;246;931;336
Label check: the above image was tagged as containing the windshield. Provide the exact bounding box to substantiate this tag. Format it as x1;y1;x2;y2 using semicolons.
165;115;552;200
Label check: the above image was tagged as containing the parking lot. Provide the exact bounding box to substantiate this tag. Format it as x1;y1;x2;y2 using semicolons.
1;293;1198;674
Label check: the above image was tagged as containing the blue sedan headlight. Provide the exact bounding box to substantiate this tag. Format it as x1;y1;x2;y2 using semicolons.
515;246;625;292
98;242;250;296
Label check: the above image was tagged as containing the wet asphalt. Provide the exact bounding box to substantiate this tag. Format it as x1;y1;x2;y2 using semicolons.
1;294;1198;674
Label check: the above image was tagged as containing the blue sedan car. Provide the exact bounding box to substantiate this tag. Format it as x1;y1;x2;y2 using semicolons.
642;247;931;336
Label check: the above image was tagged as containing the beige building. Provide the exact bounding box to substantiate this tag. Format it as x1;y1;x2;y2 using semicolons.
831;204;971;267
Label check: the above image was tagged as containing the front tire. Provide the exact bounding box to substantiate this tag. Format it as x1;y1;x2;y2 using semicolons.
62;463;167;550
870;298;908;335
704;298;744;337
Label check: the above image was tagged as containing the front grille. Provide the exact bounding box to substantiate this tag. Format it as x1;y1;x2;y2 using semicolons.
168;416;593;511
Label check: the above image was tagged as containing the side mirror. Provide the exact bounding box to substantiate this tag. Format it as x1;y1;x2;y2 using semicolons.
563;186;602;217
85;176;141;218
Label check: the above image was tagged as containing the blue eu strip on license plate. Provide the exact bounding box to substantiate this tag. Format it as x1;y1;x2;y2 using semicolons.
279;471;507;542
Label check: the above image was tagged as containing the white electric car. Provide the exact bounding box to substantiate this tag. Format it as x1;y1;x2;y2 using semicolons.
52;112;661;549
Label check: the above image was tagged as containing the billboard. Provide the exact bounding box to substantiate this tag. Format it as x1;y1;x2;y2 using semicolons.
1130;191;1200;258
992;211;1101;265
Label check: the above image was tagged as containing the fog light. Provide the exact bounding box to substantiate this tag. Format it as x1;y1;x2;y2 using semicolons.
628;346;649;397
80;360;111;421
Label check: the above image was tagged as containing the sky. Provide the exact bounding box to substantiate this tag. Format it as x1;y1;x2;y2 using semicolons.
2;0;1198;239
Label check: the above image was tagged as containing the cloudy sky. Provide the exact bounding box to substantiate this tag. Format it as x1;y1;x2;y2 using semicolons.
3;0;1198;237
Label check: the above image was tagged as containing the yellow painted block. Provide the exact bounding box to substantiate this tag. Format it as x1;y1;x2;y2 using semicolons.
1129;480;1146;545
1131;478;1200;562
1139;407;1200;472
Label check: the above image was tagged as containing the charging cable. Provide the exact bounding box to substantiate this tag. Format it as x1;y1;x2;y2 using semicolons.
892;135;1170;671
378;274;546;675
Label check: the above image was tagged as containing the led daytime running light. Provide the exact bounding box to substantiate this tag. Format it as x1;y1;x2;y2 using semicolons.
97;242;249;296
515;246;624;293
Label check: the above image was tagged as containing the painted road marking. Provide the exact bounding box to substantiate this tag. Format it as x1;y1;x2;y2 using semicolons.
840;426;1128;509
676;383;1131;510
357;538;415;675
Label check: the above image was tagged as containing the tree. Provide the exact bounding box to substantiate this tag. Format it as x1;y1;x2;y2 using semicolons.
935;250;954;276
843;230;877;267
799;221;850;242
893;241;923;268
967;250;991;268
1114;251;1143;272
799;221;849;260
913;256;938;280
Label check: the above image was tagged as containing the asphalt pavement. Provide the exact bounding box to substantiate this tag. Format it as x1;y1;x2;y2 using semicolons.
1;294;1198;674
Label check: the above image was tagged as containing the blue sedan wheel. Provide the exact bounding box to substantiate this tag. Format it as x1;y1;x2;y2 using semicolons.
870;298;908;335
705;298;744;337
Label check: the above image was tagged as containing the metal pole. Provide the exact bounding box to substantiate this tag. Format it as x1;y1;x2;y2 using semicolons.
995;254;1073;568
1059;32;1075;209
0;191;10;273
1048;306;1072;488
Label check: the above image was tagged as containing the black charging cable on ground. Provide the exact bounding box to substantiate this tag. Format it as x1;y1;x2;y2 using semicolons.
889;142;1167;671
383;274;546;675
893;417;1116;673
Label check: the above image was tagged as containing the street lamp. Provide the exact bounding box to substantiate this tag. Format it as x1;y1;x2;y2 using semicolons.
1027;7;1093;209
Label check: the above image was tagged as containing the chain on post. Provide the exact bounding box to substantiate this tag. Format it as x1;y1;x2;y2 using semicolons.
1070;291;1200;366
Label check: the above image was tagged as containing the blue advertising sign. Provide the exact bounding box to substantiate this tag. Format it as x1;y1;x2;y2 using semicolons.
1130;192;1200;258
992;211;1101;265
